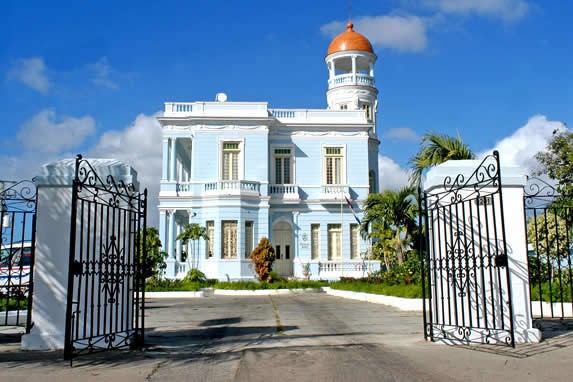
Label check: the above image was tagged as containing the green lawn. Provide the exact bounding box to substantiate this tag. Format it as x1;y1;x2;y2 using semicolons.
329;281;423;298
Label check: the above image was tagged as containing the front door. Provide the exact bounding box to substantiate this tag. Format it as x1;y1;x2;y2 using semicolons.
273;222;293;277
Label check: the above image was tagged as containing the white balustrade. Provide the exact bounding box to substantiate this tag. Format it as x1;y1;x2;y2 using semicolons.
203;181;261;195
328;73;374;88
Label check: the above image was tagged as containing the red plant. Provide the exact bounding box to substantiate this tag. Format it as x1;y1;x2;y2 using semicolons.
250;237;276;282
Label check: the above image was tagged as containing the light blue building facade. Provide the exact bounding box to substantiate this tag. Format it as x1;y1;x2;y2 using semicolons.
157;23;381;280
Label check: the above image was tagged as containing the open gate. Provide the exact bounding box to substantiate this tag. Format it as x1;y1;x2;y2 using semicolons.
0;180;36;331
64;155;147;360
524;177;573;327
419;151;515;347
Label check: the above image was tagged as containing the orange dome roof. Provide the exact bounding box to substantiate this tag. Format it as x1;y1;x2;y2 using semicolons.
327;22;374;55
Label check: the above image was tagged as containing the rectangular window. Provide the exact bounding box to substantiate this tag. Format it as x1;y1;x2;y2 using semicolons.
350;224;360;259
324;147;343;185
206;221;214;258
222;142;240;180
221;221;238;259
327;224;342;261
273;147;292;184
245;221;253;258
311;224;320;260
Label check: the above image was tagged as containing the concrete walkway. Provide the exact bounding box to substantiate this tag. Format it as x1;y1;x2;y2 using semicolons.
1;294;572;381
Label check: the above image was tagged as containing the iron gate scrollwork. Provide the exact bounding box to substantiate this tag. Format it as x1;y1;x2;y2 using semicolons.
64;155;147;360
419;151;515;347
0;180;37;331
524;177;573;325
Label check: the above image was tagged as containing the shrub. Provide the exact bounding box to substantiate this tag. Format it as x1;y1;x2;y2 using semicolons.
184;268;207;283
250;237;275;282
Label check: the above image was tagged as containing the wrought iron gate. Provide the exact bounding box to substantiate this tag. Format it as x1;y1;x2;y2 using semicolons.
64;155;147;360
419;151;515;347
0;180;36;331
524;177;573;324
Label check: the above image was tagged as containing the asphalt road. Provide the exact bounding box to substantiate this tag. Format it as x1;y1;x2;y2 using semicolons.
1;294;573;381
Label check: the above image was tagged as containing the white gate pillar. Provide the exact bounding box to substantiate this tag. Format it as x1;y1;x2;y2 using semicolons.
21;158;139;350
425;160;541;344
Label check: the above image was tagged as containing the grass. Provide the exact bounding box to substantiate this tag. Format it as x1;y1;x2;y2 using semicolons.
529;281;572;303
0;297;28;311
145;278;205;292
144;276;421;299
329;281;423;298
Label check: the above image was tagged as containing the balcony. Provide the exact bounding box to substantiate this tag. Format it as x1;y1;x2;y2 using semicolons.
203;180;261;196
169;180;261;197
319;185;350;203
328;73;375;89
269;184;300;203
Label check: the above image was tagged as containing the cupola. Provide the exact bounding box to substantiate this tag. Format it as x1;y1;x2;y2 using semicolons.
325;22;378;124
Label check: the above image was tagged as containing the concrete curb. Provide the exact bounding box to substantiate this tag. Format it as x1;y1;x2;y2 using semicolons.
145;291;205;298
213;288;324;296
321;287;423;311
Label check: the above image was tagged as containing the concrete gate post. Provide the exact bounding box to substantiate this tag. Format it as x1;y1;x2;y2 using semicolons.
22;158;139;350
425;160;541;344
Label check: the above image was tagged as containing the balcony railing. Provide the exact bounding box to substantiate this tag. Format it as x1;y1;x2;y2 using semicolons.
328;73;375;88
204;180;261;195
269;184;300;202
319;185;350;202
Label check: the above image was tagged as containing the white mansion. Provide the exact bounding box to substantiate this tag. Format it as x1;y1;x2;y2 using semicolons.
157;23;381;280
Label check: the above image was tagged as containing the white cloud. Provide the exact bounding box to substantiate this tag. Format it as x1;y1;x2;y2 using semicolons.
8;57;51;93
480;115;567;173
17;109;96;154
378;155;412;191
90;56;118;89
424;0;529;21
89;113;162;227
321;15;428;53
384;127;420;141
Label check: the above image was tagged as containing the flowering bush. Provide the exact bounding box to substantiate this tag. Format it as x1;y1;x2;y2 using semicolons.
250;237;276;282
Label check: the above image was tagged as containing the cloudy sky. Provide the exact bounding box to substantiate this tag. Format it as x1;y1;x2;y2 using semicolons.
1;0;571;226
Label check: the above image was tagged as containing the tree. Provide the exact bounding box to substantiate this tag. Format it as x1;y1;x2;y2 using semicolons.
361;187;418;265
250;237;275;282
409;132;474;187
140;227;167;279
177;223;209;269
527;213;569;283
535;129;573;197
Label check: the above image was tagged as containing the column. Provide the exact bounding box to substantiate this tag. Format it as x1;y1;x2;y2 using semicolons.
162;138;169;181
187;210;194;265
168;209;176;260
170;137;177;181
351;55;357;84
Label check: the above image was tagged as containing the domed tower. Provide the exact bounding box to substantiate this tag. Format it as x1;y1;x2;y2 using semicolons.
326;22;378;123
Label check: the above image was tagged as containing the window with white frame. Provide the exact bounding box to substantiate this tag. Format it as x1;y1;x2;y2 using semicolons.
327;224;342;260
311;224;320;260
245;221;253;258
221;221;238;259
221;142;241;180
273;147;293;184
350;224;360;259
206;221;214;258
324;146;344;185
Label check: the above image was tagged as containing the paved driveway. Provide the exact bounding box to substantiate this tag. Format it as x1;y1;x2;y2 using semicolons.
1;293;573;381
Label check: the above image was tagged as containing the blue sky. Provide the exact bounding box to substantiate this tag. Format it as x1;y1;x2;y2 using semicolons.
1;0;571;223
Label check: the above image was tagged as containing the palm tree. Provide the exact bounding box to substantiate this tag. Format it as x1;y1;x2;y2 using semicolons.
410;132;474;187
361;187;418;265
177;223;209;269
